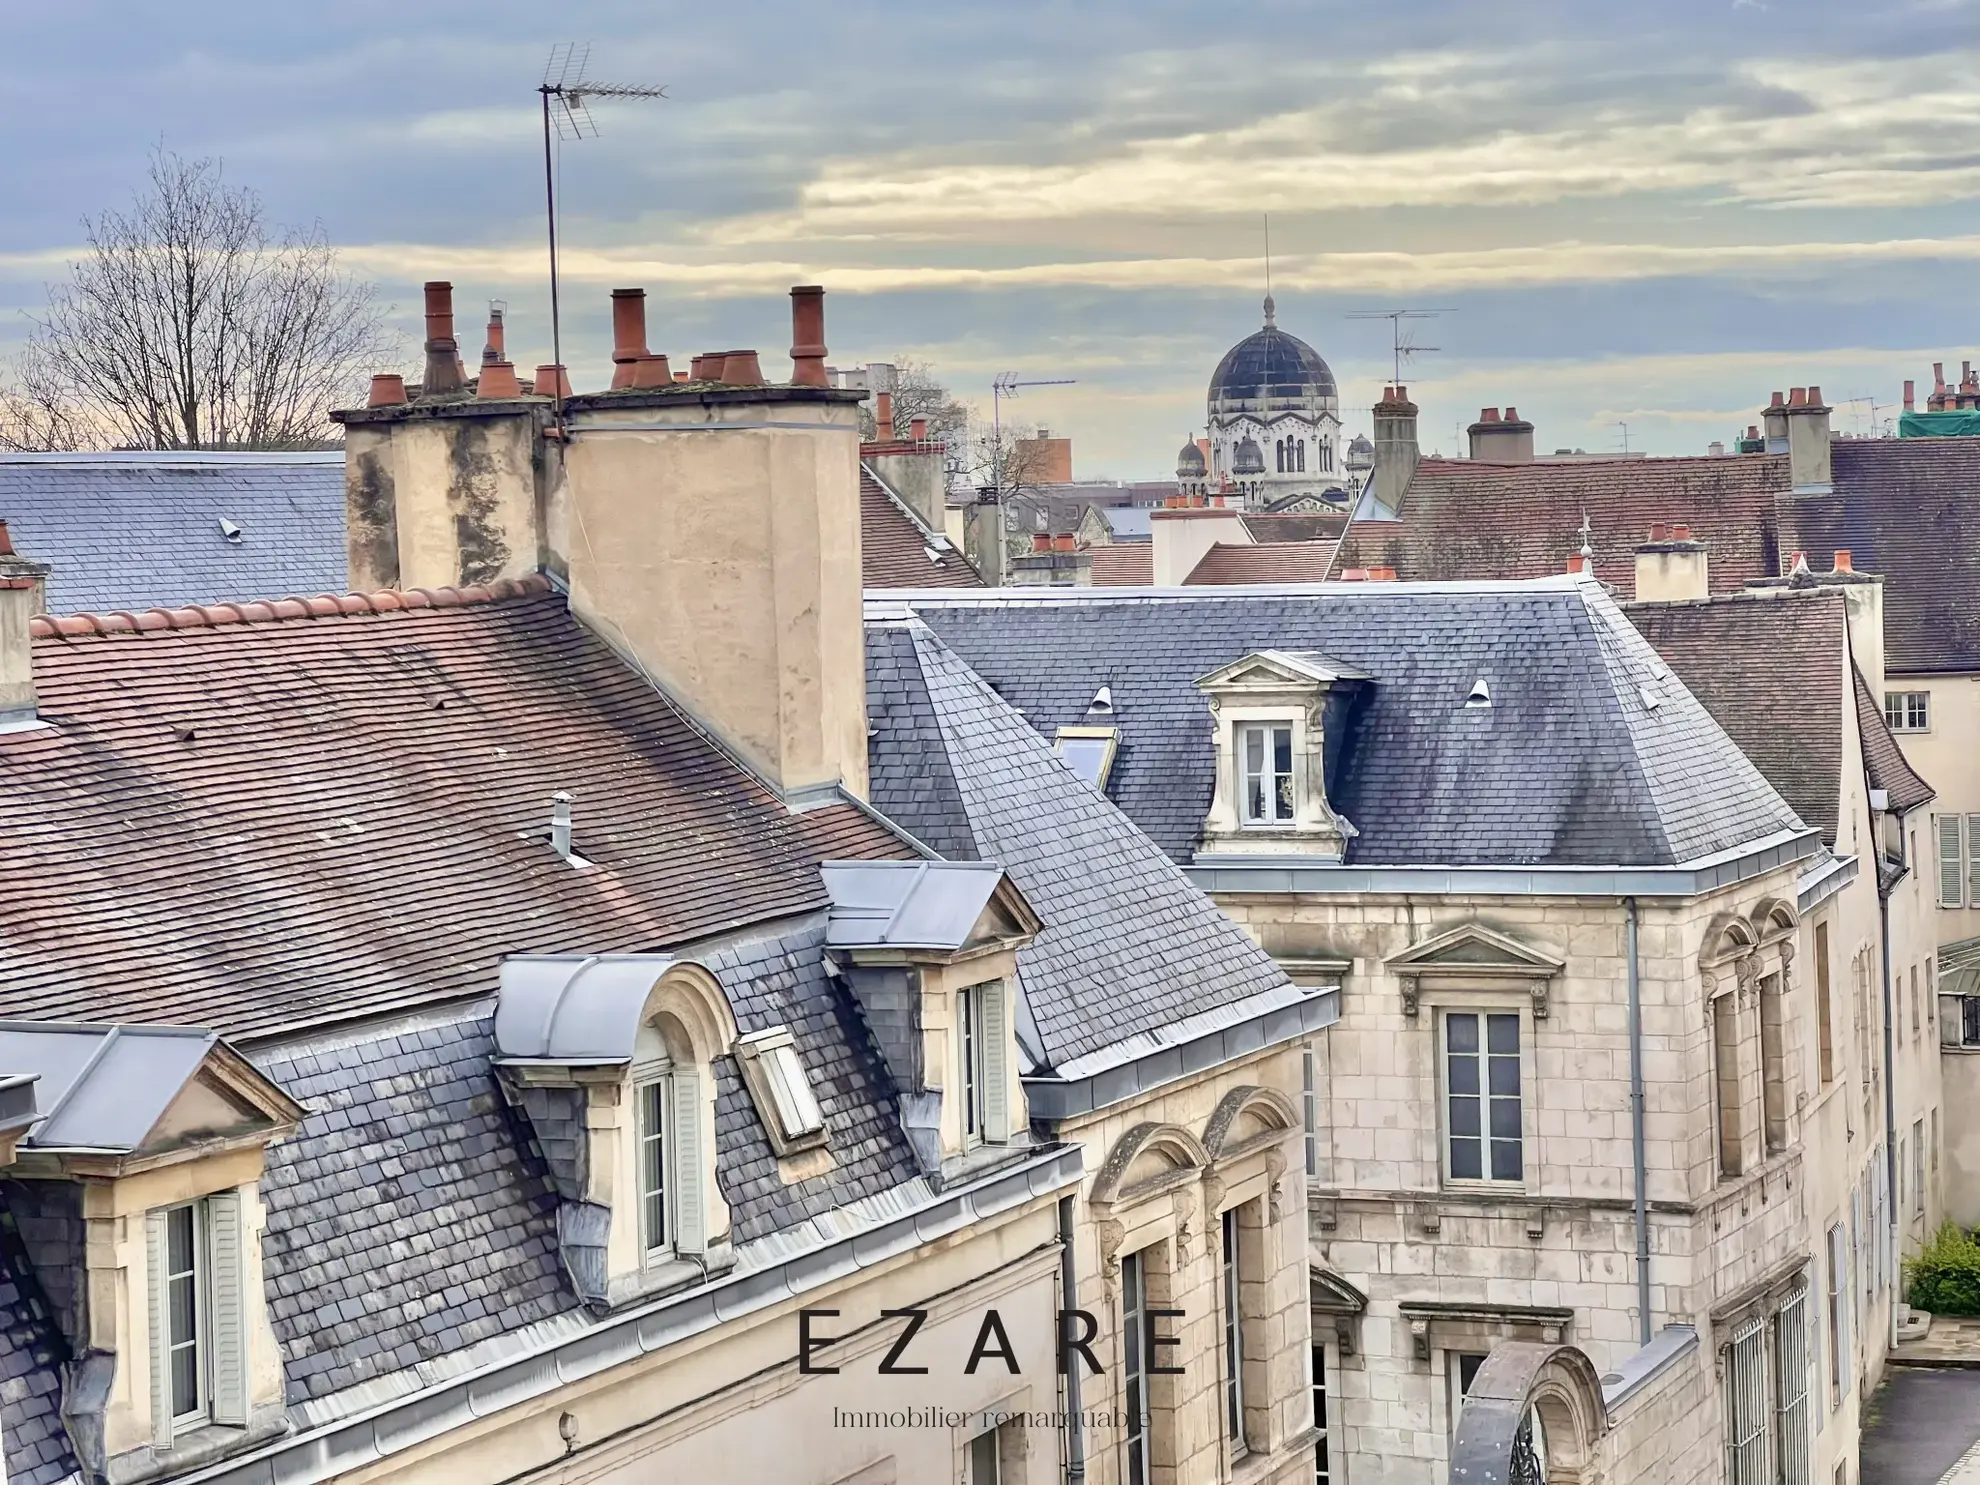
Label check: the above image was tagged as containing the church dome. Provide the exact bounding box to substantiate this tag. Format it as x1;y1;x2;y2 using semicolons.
1232;435;1266;476
1176;437;1207;477
1209;296;1338;417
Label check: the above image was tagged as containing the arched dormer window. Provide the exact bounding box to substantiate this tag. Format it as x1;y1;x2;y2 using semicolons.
632;1016;704;1257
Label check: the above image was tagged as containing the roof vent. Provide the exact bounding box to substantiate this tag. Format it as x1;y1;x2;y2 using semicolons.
541;791;592;869
1088;684;1114;716
1639;685;1663;711
1466;678;1492;708
218;518;244;543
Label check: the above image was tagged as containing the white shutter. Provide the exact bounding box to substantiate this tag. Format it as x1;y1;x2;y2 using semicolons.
205;1192;249;1426
1967;816;1980;908
980;981;1011;1144
670;1068;706;1255
1940;816;1965;908
144;1209;172;1447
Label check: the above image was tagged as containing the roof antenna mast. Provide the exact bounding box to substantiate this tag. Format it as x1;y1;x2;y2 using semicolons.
1346;308;1454;386
539;44;668;428
1264;213;1274;326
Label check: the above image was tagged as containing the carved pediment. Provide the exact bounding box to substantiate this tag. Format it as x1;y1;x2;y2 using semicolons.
1091;1122;1209;1207
1196;649;1369;695
1203;1085;1299;1165
1385;923;1564;1018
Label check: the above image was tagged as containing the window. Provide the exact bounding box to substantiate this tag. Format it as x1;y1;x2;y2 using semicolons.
1760;973;1787;1154
1914;1118;1926;1215
1122;1251;1151;1485
1885;690;1930;732
1723;1317;1768;1485
1934;814;1980;907
1449;1351;1488;1436
1302;1044;1319;1180
1222;1208;1246;1452
1913;965;1922;1041
1713;993;1744;1178
638;1075;672;1254
145;1191;247;1440
956;982;1010;1147
1312;1343;1331;1484
966;1427;1001;1485
1827;1222;1850;1405
736;1027;827;1154
1814;923;1834;1084
1773;1288;1812;1485
1296;439;1306;473
633;1026;707;1260
1445;1012;1522;1183
1054;725;1120;789
1238;723;1294;825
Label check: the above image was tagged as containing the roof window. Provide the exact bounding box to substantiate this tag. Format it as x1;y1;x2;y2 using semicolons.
736;1027;828;1154
1054;725;1120;789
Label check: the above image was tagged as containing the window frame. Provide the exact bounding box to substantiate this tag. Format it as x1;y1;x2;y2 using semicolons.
1236;721;1296;828
958;982;987;1148
636;1071;674;1258
1122;1249;1151;1485
1221;1207;1247;1455
1441;1009;1525;1187
1884;690;1930;733
1053;724;1120;790
163;1199;209;1429
1827;1221;1850;1406
1311;1338;1332;1484
1814;921;1834;1084
1722;1316;1768;1485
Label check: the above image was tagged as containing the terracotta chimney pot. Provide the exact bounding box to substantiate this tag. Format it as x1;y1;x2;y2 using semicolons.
1369;565;1398;581
1788;549;1807;572
1052;533;1076;553
1807;385;1823;406
674;370;690;383
484;305;506;362
610;289;652;389
1770;391;1786;408
720;350;764;386
629;354;673;390
0;519;15;558
689;354;715;380
1567;553;1587;575
1649;522;1667;541
1504;407;1519;422
1480;407;1500;423
1340;568;1369;582
1789;387;1806;407
421;281;465;396
476;361;523;400
1834;549;1853;572
788;286;828;387
909;416;928;440
1904;380;1915;411
1032;533;1051;552
1672;523;1692;541
875;390;895;440
1935;362;1947;391
532;365;572;399
367;373;409;408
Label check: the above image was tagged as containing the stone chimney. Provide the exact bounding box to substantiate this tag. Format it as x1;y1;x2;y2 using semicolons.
1371;385;1420;510
1632;524;1709;602
963;495;1007;586
1761;391;1789;454
1466;406;1535;463
1151;506;1248;585
1783;385;1832;490
0;522;49;729
422;281;467;396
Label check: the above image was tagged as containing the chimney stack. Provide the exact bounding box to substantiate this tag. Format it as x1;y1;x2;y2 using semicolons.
1761;392;1790;454
0;522;50;729
1150;505;1246;585
484;304;506;362
1633;524;1709;603
1904;379;1915;413
1783;383;1833;489
422;281;466;396
609;289;672;390
875;390;895;441
789;286;828;387
909;416;928;440
1372;384;1420;510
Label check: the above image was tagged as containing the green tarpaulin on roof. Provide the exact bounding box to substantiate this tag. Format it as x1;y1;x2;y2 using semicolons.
1900;409;1980;438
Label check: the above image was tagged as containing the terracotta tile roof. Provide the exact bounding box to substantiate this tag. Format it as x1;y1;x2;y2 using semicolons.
1353;455;1789;593
1624;589;1843;843
859;467;982;589
1854;667;1934;815
1185;540;1336;585
0;582;896;1039
1088;543;1153;586
1239;512;1348;544
1780;439;1980;674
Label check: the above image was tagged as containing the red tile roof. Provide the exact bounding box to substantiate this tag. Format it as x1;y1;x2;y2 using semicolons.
1239;512;1348;544
1185;541;1337;585
1;584;902;1039
1853;667;1934;816
1624;589;1844;843
860;467;982;589
1349;455;1789;594
1088;544;1153;586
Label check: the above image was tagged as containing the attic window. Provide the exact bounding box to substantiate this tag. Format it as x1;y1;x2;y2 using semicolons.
1466;678;1492;709
1055;725;1120;789
736;1027;827;1155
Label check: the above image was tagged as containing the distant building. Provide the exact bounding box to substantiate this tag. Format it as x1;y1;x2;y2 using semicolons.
1207;296;1352;510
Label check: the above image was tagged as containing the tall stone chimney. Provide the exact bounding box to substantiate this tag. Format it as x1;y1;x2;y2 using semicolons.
0;522;49;729
1632;524;1709;602
1466;406;1535;463
1371;385;1420;511
1783;385;1832;490
1761;391;1789;454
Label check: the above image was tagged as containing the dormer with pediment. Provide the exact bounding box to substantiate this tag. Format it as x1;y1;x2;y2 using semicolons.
0;1022;304;1482
822;860;1042;1185
1384;922;1566;1020
1195;649;1367;860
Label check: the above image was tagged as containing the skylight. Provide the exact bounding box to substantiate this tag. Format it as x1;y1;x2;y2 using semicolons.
736;1027;827;1152
1054;725;1120;788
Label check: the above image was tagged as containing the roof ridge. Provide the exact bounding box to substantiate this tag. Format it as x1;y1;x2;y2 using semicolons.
30;572;555;639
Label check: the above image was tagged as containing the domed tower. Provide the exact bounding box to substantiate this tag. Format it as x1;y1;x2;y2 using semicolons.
1231;433;1266;504
1175;434;1208;499
1207;295;1343;509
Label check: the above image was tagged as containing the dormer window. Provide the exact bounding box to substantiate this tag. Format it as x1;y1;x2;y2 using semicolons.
632;1019;705;1260
163;1200;209;1426
957;981;1011;1146
636;1065;672;1255
1238;722;1294;825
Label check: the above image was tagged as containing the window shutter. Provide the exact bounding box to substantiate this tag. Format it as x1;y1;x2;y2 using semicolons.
1966;816;1980;908
1940;816;1965;908
144;1209;173;1447
981;981;1011;1143
670;1068;706;1255
205;1191;249;1426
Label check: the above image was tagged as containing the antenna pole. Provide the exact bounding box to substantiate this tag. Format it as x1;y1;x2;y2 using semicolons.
540;84;564;425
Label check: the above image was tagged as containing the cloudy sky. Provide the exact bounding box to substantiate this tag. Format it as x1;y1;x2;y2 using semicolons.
3;0;1977;473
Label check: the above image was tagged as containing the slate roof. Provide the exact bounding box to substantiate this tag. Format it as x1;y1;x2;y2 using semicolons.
1186;541;1337;585
1854;668;1934;816
0;1213;78;1485
1777;439;1980;673
1347;454;1789;594
0;582;883;1038
1624;590;1848;845
865;617;1293;1069
0;452;347;613
897;578;1806;868
858;465;981;589
1209;318;1338;410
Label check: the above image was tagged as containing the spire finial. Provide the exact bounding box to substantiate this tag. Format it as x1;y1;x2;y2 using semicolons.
1578;510;1594;558
1262;212;1275;327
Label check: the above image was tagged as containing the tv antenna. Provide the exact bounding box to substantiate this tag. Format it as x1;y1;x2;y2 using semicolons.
539;43;668;422
1615;420;1631;455
991;372;1077;496
1347;308;1453;385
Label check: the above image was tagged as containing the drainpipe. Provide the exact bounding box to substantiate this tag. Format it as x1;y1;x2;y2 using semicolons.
1059;1194;1086;1483
1626;896;1652;1346
1878;879;1900;1349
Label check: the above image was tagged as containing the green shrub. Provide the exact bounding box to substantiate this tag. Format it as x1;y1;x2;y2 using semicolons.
1905;1222;1980;1315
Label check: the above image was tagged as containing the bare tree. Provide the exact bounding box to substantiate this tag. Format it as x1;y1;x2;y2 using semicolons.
0;346;91;451
10;149;394;450
858;356;969;443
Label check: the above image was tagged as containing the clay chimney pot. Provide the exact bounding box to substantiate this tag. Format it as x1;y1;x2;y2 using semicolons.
367;373;409;408
1834;549;1853;572
629;354;673;390
1340;568;1369;582
1567;553;1587;575
484;306;506;362
476;361;523;400
720;350;764;386
1807;385;1823;406
1904;380;1916;411
1649;522;1667;541
875;390;895;440
788;286;829;387
1770;391;1786;408
909;416;928;440
1369;565;1398;581
610;289;652;389
1789;387;1806;407
1504;407;1519;422
1672;523;1692;541
420;281;465;396
1032;533;1051;552
1480;407;1500;423
531;365;572;400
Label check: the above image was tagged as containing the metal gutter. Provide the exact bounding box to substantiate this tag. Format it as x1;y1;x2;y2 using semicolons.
1024;985;1339;1122
1625;898;1651;1347
1600;1325;1699;1412
176;1144;1085;1485
1796;852;1858;915
1185;826;1821;900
